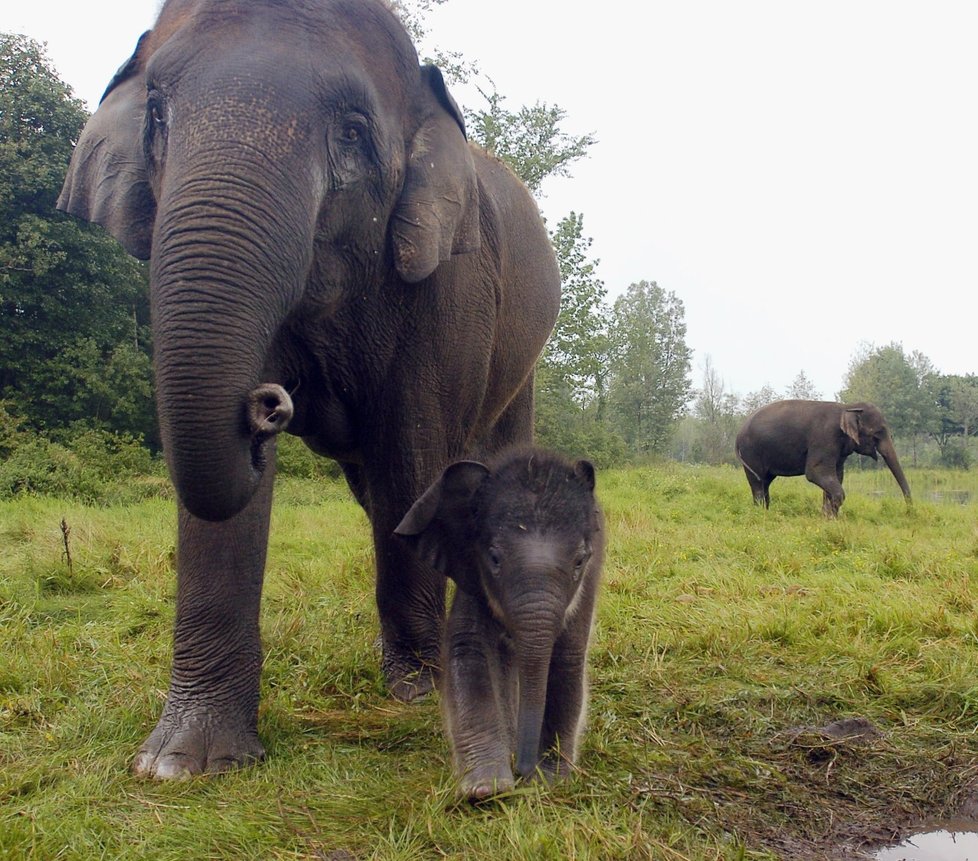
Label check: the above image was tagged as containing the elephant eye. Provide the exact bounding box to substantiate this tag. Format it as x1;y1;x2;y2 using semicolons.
147;91;166;127
487;546;502;575
338;115;368;145
572;544;591;580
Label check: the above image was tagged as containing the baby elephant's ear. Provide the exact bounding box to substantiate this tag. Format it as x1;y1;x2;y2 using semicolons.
574;460;596;492
394;461;489;578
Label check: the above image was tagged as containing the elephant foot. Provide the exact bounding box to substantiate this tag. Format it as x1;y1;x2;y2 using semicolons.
132;704;264;780
381;642;438;702
533;753;575;784
459;765;515;801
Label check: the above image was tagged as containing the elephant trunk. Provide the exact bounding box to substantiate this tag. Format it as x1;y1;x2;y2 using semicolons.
510;584;563;779
514;642;553;780
877;434;912;504
151;163;312;521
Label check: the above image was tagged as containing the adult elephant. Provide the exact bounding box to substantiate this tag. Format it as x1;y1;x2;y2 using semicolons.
58;0;560;779
735;400;912;517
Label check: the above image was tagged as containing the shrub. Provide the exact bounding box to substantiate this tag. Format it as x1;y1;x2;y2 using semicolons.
0;420;164;503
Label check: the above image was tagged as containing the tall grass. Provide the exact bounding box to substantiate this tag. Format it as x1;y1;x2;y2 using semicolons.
1;465;977;859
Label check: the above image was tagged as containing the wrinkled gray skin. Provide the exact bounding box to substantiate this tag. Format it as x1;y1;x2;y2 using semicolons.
57;0;559;779
735;400;912;517
395;448;603;800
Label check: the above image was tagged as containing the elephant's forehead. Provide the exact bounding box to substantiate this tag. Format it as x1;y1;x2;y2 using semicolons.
177;86;309;156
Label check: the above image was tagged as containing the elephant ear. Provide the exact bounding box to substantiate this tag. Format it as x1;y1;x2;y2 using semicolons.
574;459;597;492
57;32;155;260
840;408;863;445
394;461;489;594
390;65;481;284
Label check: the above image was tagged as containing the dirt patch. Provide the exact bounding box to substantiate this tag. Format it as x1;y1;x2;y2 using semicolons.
634;715;978;860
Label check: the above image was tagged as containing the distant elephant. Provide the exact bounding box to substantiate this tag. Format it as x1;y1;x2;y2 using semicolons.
57;0;560;779
735;400;912;516
395;448;604;800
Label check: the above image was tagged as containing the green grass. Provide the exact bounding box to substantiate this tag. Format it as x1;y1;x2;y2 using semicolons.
2;465;978;859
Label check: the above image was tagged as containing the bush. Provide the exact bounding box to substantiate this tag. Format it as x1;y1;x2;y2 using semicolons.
939;438;974;470
275;434;343;479
0;419;164;503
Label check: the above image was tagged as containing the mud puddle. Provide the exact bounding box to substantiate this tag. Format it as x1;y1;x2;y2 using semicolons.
874;822;978;860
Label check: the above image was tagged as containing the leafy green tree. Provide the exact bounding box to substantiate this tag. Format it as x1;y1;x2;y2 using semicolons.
606;280;692;455
539;213;609;408
931;374;978;467
465;87;596;197
948;375;978;439
534;213;625;464
0;33;155;442
389;0;474;83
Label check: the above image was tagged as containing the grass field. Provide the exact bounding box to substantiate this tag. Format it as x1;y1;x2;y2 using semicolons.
2;464;978;860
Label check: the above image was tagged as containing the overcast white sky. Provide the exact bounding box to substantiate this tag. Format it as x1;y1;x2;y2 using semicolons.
8;1;977;400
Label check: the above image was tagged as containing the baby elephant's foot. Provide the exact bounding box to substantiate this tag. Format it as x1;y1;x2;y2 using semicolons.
458;764;515;801
527;753;576;785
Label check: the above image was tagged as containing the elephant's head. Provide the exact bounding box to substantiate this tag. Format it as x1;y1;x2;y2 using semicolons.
58;0;480;521
841;403;912;502
395;449;603;779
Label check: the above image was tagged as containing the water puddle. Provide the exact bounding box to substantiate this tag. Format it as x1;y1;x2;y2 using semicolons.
927;490;972;505
874;827;978;860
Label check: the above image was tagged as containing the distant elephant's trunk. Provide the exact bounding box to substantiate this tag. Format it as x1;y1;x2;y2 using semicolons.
151;153;314;521
877;434;912;504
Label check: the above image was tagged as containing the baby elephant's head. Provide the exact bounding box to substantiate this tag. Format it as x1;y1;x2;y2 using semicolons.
395;447;603;636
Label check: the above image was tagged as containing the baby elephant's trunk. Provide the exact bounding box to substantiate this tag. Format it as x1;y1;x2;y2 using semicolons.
515;649;552;779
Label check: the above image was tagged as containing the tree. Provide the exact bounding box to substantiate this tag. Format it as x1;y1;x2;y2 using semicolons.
466;87;596;197
606;281;692;455
740;384;780;416
534;213;625;465
785;370;822;401
0;34;155;442
389;0;474;83
948;375;978;439
691;356;740;464
931;374;978;467
391;0;598;191
539;213;608;409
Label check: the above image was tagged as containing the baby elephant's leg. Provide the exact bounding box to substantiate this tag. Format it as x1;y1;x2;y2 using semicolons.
442;596;514;800
537;633;589;781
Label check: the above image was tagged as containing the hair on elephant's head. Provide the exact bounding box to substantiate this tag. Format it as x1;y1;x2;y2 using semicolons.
58;0;481;521
395;450;602;614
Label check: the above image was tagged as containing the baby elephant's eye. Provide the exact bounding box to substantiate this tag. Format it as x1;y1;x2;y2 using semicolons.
487;546;503;575
572;543;591;580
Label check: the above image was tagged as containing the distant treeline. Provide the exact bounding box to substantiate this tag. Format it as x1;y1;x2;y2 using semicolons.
2;32;975;493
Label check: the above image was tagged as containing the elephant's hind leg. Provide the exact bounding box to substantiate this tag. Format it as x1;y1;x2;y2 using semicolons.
373;504;446;702
743;465;771;508
133;468;274;779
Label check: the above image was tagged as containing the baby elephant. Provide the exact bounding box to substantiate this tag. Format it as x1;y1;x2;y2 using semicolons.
395;447;604;800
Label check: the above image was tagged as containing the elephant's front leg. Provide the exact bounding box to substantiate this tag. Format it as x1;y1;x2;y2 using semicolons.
537;632;590;781
442;599;515;800
133;465;275;779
